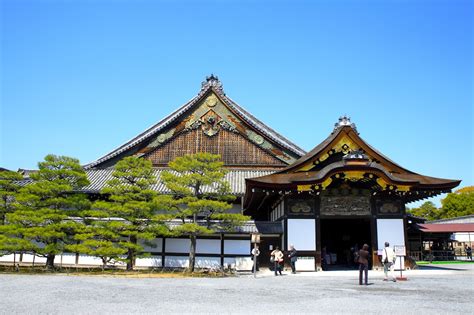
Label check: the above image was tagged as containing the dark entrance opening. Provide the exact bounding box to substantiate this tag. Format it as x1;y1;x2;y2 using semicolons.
257;236;281;268
320;218;372;270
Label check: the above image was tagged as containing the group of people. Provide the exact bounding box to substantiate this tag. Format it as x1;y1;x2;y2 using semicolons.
355;241;397;285
251;244;298;276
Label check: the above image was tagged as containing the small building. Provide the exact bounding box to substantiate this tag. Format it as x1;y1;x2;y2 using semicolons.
408;215;474;261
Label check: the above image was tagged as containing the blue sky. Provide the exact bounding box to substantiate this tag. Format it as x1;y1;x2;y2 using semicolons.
1;0;472;207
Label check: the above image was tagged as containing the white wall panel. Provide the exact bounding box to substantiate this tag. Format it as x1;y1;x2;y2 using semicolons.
78;255;103;266
195;257;221;268
224;258;236;269
136;257;162;267
295;257;316;271
376;219;405;250
377;219;406;269
165;256;189;268
235;257;253;271
224;240;250;255
166;239;191;253
196;239;221;254
59;253;77;265
0;254;15;262
287;219;316;251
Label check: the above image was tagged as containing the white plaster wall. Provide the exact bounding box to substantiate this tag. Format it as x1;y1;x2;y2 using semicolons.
78;255;103;266
235;257;253;271
224;240;250;255
295;257;315;271
377;219;405;269
195;257;221;268
287;219;316;251
166;239;191;253
136;257;162;267
224;257;236;269
58;253;77;265
196;239;220;254
20;254;47;264
454;233;473;242
0;254;15;262
165;256;189;268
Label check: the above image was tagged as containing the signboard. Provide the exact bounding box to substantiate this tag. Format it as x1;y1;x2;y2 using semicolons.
394;245;406;256
251;234;261;244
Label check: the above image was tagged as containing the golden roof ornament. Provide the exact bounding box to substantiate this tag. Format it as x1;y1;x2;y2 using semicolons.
333;115;358;134
201;74;224;92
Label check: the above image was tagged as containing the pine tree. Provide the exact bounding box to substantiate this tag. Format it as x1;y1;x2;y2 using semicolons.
0;169;23;225
66;220;128;271
7;155;90;269
156;153;249;272
92;156;169;271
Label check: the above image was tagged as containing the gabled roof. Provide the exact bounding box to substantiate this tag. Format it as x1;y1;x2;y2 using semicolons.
85;75;305;169
244;116;461;208
280;116;412;174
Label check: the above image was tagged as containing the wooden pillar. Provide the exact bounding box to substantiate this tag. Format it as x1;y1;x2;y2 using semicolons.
161;238;166;268
371;216;379;270
316;216;321;271
220;234;225;268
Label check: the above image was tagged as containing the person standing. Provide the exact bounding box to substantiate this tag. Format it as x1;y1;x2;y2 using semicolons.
251;245;260;272
382;241;396;282
271;246;284;276
465;244;472;260
288;244;298;274
358;244;370;285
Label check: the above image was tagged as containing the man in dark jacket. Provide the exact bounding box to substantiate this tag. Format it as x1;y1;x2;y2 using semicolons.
358;244;370;285
288;244;298;274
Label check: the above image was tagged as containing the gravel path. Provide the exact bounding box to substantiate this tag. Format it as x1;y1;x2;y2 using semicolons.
0;264;473;314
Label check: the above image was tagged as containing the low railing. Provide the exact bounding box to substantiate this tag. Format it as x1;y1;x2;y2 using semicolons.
409;250;472;262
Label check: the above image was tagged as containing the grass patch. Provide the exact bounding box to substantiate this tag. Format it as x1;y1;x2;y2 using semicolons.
417;261;474;265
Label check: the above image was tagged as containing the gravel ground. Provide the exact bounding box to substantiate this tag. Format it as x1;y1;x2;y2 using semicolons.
0;264;473;314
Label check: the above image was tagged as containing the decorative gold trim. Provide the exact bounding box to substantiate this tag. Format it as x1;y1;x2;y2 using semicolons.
297;185;312;192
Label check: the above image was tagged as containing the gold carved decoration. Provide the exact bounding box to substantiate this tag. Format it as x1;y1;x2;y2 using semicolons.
297;185;312;192
205;95;218;107
290;202;312;213
343;171;366;182
376;178;388;190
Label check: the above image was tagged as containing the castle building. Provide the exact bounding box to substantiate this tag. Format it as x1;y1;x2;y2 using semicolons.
2;75;461;270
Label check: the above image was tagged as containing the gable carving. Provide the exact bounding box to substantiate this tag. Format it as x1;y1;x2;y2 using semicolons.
143;129;287;166
137;92;297;164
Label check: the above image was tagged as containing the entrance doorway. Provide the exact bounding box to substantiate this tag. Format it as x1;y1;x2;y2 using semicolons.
257;236;281;268
320;218;372;270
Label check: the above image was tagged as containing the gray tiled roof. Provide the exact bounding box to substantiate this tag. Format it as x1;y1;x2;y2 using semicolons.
166;220;283;234
83;168;275;196
85;77;305;169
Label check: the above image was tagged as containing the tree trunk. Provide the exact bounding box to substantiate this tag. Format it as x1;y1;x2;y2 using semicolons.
126;235;137;271
189;234;196;273
46;254;55;270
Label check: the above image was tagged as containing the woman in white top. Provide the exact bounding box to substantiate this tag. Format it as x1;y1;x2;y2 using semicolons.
381;242;396;282
271;247;284;276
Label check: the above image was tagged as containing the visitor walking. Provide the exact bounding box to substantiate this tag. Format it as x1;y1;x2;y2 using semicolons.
382;242;397;282
465;244;472;260
271;246;284;276
288;244;297;274
251;245;260;272
358;244;370;285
